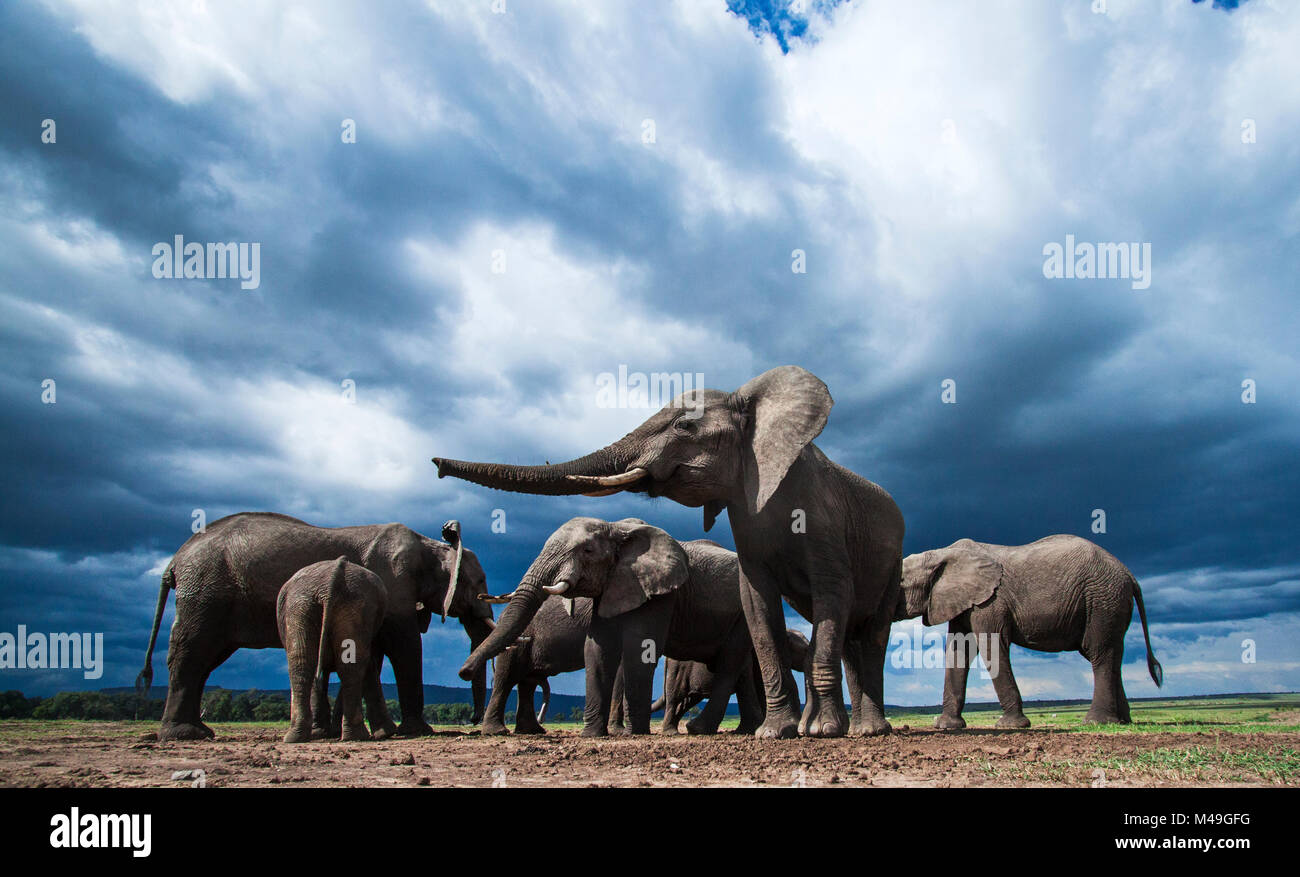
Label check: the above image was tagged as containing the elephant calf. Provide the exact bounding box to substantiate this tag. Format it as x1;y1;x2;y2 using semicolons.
896;535;1162;729
277;558;387;743
629;629;811;735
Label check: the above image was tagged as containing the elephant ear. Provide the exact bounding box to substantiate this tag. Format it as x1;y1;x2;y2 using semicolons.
735;366;832;515
440;520;463;623
925;541;1002;626
598;521;688;618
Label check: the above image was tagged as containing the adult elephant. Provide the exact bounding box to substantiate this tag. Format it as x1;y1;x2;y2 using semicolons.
435;366;905;738
462;519;758;736
895;535;1162;728
137;513;494;742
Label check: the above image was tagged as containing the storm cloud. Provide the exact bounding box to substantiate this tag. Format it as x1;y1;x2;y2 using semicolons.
1;0;1295;703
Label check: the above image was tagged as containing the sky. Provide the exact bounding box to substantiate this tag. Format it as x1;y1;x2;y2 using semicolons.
1;0;1296;707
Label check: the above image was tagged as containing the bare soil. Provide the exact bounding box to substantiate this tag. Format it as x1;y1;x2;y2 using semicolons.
2;722;1296;787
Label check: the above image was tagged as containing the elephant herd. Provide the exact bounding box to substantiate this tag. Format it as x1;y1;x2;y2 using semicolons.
139;366;1161;743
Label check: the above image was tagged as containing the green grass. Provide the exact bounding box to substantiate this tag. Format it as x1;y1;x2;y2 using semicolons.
890;693;1300;734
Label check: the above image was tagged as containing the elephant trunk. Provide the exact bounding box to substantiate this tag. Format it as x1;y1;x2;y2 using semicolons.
459;581;547;680
433;438;644;496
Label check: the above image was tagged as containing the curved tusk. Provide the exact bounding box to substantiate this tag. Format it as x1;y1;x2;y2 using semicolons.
564;467;648;489
582;487;625;497
542;580;570;595
415;602;425;611
477;592;515;604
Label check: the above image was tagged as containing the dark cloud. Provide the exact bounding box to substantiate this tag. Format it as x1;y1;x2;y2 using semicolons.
0;0;1295;702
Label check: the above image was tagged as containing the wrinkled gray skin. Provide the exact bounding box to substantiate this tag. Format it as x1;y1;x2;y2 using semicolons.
479;596;590;735
463;520;759;737
276;558;387;743
640;629;811;734
896;535;1162;729
435;366;905;738
137;513;494;742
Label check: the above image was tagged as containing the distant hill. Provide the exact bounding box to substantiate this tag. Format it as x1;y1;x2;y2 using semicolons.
102;686;1300;717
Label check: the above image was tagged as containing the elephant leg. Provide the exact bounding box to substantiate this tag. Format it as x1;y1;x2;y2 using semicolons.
362;653;397;740
738;561;799;739
936;618;974;730
337;643;372;742
658;661;682;734
733;657;764;734
687;628;751;735
1084;643;1126;725
608;663;631;735
310;669;334;740
845;613;892;737
515;680;545;734
978;631;1029;729
582;618;623;737
481;648;516;735
620;634;661;736
799;575;851;738
158;628;230;742
383;622;433;737
283;620;319;744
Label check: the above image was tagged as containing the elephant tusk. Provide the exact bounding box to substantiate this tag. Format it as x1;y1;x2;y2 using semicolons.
581;487;625;497
477;592;515;604
564;468;648;489
543;580;570;595
415;602;425;611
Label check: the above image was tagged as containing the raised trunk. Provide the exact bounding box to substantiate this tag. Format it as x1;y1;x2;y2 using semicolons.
459;583;545;680
433;440;635;496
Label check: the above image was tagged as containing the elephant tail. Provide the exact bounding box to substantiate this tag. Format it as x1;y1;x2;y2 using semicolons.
315;557;348;691
136;562;176;695
1132;577;1162;688
650;694;665;715
536;677;551;724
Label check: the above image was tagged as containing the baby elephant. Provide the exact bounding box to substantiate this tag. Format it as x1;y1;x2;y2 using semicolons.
277;557;387;743
896;535;1161;729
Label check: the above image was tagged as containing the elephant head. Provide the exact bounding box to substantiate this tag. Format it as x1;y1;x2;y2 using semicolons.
413;521;495;718
459;517;688;681
432;366;832;530
897;539;1002;626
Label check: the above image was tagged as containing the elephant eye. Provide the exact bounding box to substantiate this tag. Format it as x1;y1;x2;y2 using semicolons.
675;417;697;433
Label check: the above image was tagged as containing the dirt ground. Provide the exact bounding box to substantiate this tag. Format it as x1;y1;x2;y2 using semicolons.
2;721;1296;787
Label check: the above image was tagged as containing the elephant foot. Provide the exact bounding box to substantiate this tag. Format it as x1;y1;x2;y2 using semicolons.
395;719;434;738
513;724;546;736
684;718;718;735
608;724;633;737
340;723;372;742
369;719;399;741
733;723;758;736
1083;709;1123;725
581;725;609;738
158;721;215;742
480;722;510;736
310;726;336;740
848;713;892;737
660;724;681;736
933;713;967;731
996;713;1031;730
754;716;799;740
799;696;848;738
282;726;313;744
